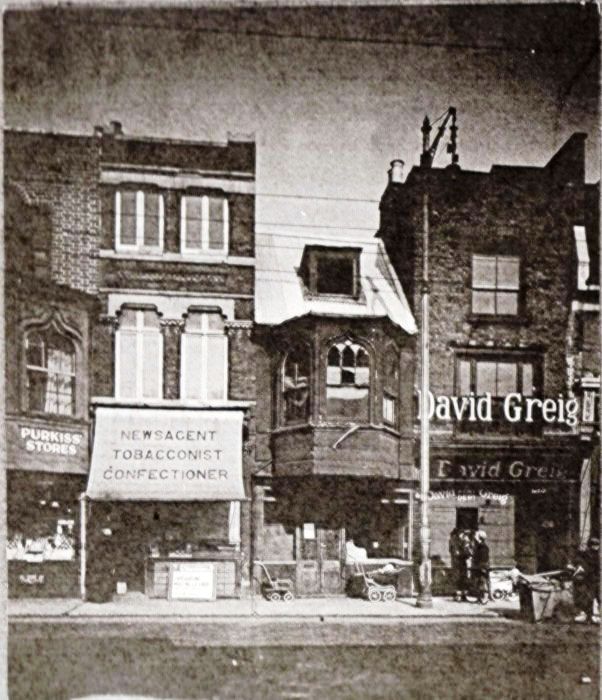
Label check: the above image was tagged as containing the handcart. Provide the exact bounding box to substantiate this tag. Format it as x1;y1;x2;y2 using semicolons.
354;562;397;602
255;561;295;601
515;570;575;623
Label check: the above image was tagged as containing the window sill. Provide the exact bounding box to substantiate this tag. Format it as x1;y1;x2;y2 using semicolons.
99;249;255;267
91;396;255;409
467;314;528;325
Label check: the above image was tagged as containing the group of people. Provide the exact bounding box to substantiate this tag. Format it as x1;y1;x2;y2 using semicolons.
448;527;490;602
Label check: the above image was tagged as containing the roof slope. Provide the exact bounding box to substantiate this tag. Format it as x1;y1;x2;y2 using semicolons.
255;234;416;334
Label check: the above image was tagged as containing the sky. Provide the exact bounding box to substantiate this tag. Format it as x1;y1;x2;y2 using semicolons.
4;4;599;273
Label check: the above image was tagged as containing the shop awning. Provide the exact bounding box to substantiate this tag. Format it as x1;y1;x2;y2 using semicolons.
86;407;245;501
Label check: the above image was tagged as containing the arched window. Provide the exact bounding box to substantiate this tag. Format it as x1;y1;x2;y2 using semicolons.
25;328;76;415
181;310;228;400
382;348;400;427
326;340;370;420
115;307;162;399
282;348;310;424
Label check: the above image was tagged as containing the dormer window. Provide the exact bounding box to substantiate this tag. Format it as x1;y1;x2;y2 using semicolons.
300;246;361;298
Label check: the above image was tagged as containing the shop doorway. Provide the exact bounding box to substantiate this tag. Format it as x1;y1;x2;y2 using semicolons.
297;523;344;595
456;508;479;531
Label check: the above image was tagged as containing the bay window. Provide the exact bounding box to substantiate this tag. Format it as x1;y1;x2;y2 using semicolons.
115;308;163;399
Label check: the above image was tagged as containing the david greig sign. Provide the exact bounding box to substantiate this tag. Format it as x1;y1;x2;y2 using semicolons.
86;407;245;500
431;456;579;482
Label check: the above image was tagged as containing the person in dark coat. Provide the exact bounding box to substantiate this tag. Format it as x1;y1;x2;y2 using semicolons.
572;537;600;623
472;530;490;602
452;529;473;602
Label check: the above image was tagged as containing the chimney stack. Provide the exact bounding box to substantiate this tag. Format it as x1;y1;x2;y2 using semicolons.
389;159;405;184
110;120;123;136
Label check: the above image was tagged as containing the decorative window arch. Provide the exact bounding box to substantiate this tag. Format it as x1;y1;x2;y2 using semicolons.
281;346;311;425
325;339;371;420
24;318;79;416
382;345;400;427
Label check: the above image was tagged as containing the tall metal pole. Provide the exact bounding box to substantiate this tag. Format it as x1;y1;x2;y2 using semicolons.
416;191;433;607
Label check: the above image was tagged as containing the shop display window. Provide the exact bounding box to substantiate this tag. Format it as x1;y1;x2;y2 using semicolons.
7;494;76;563
326;340;370;420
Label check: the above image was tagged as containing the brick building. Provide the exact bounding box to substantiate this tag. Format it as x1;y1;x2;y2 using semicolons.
378;130;598;577
5;124;258;600
253;235;417;596
5;131;98;596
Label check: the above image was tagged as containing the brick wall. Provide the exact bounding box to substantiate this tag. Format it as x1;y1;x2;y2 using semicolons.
5;130;100;294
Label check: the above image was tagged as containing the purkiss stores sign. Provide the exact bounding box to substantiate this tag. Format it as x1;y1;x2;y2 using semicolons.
86;407;245;500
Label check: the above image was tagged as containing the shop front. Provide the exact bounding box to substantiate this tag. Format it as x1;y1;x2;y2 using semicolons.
425;445;583;593
6;418;89;597
253;477;414;597
85;406;246;602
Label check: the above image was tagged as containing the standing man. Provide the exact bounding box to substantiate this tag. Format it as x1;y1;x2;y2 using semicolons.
572;537;600;624
472;530;490;604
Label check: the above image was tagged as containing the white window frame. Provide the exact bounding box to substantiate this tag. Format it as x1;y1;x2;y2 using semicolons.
180;311;228;400
114;309;163;399
471;254;520;316
115;190;164;253
180;195;229;256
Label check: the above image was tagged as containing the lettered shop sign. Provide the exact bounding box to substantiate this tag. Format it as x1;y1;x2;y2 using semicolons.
86;407;245;500
169;562;216;601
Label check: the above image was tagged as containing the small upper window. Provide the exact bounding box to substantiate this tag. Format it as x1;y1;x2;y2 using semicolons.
25;328;75;415
115;190;164;252
472;255;520;315
181;195;229;254
300;246;361;298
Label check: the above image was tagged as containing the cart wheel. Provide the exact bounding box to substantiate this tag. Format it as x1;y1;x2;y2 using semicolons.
283;591;294;602
368;587;382;602
492;590;504;600
553;601;575;624
382;588;396;602
267;591;282;602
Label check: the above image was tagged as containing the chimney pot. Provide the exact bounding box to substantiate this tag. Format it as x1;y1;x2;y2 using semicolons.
389;159;405;184
110;120;123;136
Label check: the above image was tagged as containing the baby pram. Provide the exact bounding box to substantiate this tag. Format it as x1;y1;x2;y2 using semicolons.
353;562;397;602
255;562;295;601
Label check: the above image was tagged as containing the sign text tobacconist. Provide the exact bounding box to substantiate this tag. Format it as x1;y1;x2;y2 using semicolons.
87;408;245;500
432;457;576;481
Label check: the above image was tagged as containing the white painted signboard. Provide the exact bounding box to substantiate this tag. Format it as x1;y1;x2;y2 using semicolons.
86;408;245;500
169;562;216;601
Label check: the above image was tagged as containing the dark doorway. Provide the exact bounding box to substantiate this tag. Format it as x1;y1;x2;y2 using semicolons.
456;507;479;531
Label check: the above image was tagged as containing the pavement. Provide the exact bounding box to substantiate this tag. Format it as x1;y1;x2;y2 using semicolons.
8;592;519;620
